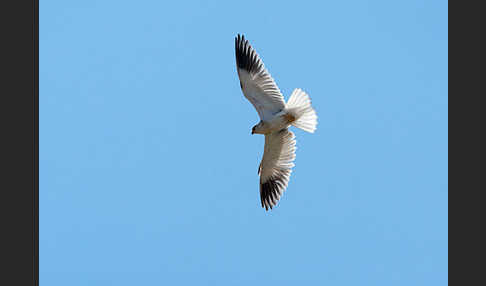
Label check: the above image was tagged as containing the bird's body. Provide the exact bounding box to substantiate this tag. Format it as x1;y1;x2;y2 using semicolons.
252;109;295;135
235;34;317;211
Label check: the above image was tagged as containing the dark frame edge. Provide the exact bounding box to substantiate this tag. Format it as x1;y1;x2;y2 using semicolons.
33;0;39;284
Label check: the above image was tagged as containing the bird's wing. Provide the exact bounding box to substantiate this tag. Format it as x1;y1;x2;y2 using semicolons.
235;34;286;121
259;128;297;210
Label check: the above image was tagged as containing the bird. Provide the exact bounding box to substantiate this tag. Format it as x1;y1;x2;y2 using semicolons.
235;34;318;211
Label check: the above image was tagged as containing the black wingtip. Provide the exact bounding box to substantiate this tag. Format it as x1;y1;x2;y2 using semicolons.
235;33;259;73
260;174;288;211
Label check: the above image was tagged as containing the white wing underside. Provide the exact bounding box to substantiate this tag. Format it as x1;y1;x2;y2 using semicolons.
258;129;297;210
235;35;286;121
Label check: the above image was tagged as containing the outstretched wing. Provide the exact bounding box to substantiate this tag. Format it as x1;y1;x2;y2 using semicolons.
259;128;297;210
235;34;286;121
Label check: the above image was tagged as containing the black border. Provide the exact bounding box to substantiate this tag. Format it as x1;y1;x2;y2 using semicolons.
33;0;39;284
0;1;38;285
450;0;484;285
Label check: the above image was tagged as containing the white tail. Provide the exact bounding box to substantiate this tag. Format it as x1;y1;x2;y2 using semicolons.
286;88;318;133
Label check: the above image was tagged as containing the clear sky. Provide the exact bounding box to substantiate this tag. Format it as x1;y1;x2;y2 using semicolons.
40;0;448;285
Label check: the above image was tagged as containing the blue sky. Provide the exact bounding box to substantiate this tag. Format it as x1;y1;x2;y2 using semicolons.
40;0;448;285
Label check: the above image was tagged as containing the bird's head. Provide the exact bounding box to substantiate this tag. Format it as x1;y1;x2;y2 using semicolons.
252;122;265;134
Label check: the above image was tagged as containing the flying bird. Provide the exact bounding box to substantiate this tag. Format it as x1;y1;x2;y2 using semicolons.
235;34;317;211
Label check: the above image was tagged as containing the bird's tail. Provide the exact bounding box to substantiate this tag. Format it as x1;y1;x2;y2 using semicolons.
285;88;318;133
